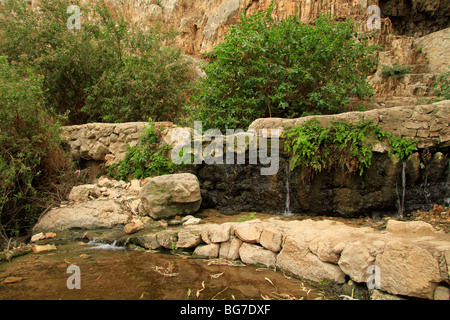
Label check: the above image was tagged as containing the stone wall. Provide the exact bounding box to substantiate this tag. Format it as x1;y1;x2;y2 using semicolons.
249;100;450;149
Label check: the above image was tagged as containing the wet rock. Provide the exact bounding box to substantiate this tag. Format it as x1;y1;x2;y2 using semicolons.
139;173;202;219
156;230;178;249
124;219;144;234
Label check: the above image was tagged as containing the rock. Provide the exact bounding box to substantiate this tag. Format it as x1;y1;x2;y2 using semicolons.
4;276;24;284
127;179;141;195
33;200;130;233
124;219;144;234
370;290;406;300
308;238;340;264
181;215;195;222
338;242;375;283
375;240;442;299
139;173;202;219
208;224;232;243
45;232;57;239
68;184;101;201
234;224;261;243
193;243;220;258
97;176;115;188
177;228;202;248
276;235;346;284
239;243;276;268
219;236;242;260
156;230;178;249
434;286;450;300
30;233;45;242
386;219;439;235
136;234;161;250
32;244;57;253
183;217;201;226
259;226;282;252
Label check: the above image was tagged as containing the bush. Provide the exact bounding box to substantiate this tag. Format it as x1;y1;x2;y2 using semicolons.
431;71;450;101
187;3;378;131
381;64;412;78
282;119;417;182
0;0;193;124
105;121;178;181
0;57;71;240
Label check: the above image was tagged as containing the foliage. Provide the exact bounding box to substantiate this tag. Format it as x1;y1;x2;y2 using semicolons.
381;64;412;78
282;119;417;182
0;57;70;240
431;71;450;101
106;121;178;181
187;3;378;131
0;0;192;124
237;212;257;222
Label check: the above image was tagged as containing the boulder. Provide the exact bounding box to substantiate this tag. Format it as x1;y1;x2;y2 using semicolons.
234;224;261;243
338;242;375;283
32;200;130;233
68;184;101;201
177;228;202;248
219;236;242;260
139;173;202;219
193;243;220;258
375;240;442;299
386;219;439;235
276;235;346;284
239;243;277;268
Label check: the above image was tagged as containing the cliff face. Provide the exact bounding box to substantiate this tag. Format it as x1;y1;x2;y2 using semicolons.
108;0;448;55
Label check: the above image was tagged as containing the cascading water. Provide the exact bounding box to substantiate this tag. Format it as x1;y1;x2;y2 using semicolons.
445;160;450;207
284;162;293;216
86;238;125;250
396;161;406;218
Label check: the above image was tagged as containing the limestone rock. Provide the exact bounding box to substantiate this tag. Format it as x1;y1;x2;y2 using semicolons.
386;219;439;235
234;224;261;243
276;235;346;284
219;237;242;260
208;224;232;243
124;219;144;234
68;184;101;201
177;228;202;248
259;226;282;253
239;243;276;268
338;242;375;283
376;240;442;299
156;230;178;249
193;243;220;258
32;244;57;253
139;173;202;219
33;200;130;233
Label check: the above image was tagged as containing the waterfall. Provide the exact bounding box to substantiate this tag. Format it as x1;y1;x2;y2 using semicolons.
284;163;292;216
396;161;406;218
445;160;450;207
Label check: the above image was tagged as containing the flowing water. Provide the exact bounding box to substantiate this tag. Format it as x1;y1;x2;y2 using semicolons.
284;164;293;216
396;161;406;218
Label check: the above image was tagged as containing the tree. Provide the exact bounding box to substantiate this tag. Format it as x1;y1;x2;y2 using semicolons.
188;3;378;131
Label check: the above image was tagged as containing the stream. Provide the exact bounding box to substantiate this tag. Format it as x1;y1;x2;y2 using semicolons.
0;241;328;300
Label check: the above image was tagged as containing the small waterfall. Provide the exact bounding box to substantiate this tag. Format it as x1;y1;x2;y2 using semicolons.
284;163;293;216
445;160;450;207
396;161;406;218
86;238;125;250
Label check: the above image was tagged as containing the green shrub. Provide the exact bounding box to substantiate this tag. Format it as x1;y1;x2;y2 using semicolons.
106;121;178;181
0;57;70;239
431;71;450;101
381;64;412;78
187;3;378;131
0;0;193;124
282;119;417;182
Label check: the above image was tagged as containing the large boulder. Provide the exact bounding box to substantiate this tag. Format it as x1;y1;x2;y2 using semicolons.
139;173;202;219
32;200;130;233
